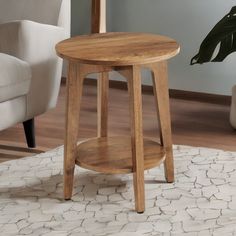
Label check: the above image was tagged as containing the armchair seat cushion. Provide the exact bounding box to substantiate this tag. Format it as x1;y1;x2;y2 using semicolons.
0;53;31;103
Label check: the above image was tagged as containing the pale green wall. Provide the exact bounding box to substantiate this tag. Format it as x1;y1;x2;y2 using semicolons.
71;0;112;35
72;0;236;95
71;0;90;35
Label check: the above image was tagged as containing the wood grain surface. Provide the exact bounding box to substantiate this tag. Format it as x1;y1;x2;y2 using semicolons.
91;0;106;33
63;63;85;199
0;83;234;162
56;32;180;66
151;61;175;183
76;136;166;174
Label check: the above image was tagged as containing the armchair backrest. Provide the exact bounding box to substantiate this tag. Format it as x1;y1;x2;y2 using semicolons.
0;0;70;35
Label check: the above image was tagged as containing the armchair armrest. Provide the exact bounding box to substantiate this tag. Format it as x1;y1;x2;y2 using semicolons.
0;20;65;63
0;20;67;119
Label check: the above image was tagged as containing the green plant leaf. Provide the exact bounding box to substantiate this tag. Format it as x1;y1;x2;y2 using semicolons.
191;6;236;65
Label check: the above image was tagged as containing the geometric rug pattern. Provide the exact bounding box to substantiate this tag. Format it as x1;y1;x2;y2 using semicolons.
0;145;235;236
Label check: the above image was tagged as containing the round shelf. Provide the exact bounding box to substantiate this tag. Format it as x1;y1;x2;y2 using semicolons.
76;136;166;174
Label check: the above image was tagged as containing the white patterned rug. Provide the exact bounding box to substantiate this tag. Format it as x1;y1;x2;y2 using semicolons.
0;145;236;236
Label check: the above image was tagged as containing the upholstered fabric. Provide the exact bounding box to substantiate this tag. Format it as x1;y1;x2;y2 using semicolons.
0;0;71;37
0;53;31;103
0;96;27;130
0;20;67;118
0;0;62;26
0;0;70;131
58;0;71;37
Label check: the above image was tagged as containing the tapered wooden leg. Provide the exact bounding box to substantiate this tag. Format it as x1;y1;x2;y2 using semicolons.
127;66;145;213
97;72;109;137
152;61;174;183
151;74;163;146
64;62;84;200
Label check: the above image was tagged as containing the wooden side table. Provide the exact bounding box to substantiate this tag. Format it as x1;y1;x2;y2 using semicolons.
56;32;180;213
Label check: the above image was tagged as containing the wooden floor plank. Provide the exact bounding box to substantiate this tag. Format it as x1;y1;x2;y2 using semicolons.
0;83;235;163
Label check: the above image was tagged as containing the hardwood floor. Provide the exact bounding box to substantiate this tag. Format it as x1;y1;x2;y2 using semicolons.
0;82;235;163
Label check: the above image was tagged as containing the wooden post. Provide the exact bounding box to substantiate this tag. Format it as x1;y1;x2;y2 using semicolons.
91;0;106;33
92;0;109;138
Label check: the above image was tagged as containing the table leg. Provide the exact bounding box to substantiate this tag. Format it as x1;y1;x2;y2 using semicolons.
97;72;109;137
91;0;106;33
152;61;174;183
151;73;163;145
64;62;84;200
127;65;145;213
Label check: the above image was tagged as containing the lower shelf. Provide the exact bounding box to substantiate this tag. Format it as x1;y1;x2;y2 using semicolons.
76;136;166;174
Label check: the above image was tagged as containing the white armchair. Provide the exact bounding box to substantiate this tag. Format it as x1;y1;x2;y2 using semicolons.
0;0;70;147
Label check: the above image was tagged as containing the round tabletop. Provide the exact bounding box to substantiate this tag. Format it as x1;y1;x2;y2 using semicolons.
56;32;180;66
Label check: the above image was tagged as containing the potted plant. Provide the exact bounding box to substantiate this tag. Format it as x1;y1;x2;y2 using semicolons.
191;6;236;128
